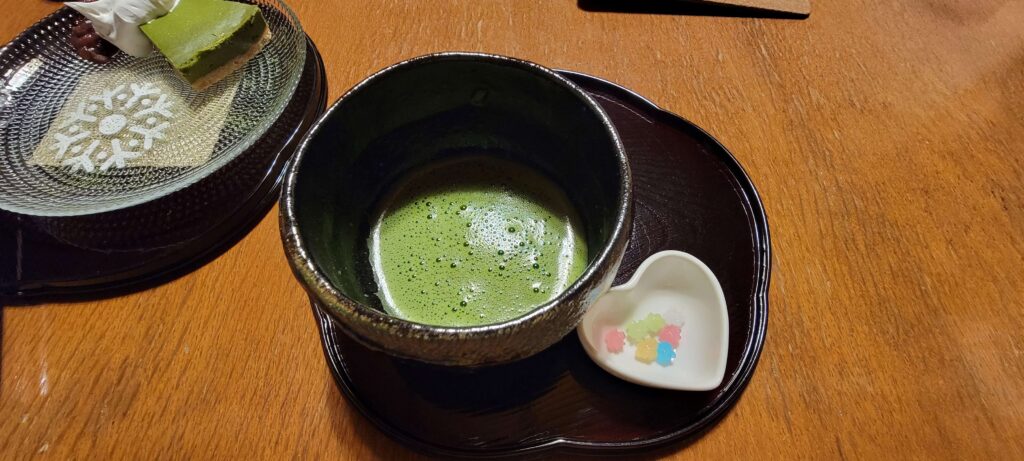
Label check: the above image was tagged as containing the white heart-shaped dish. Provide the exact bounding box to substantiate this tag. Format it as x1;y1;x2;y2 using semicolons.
577;250;729;391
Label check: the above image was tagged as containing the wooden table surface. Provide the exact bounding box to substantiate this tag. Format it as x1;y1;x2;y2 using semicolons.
2;0;1023;458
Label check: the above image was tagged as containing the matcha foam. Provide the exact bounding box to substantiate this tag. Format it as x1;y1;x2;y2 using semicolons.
368;156;588;327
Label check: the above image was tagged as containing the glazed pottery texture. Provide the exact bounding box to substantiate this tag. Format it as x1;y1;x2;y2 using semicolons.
281;53;631;366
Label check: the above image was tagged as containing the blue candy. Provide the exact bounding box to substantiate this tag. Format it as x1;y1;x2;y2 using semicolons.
656;341;676;366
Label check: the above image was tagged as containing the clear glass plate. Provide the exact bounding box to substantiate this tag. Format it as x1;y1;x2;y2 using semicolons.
0;1;305;216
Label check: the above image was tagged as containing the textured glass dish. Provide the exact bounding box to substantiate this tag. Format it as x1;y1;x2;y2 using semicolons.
0;1;305;216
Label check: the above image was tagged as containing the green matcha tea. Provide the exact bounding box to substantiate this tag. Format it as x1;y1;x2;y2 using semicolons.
368;156;588;327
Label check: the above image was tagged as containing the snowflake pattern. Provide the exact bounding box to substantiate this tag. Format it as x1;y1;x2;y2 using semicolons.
32;68;239;171
50;81;174;173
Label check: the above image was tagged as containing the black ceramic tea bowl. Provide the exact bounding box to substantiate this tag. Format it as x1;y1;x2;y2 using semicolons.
280;53;633;366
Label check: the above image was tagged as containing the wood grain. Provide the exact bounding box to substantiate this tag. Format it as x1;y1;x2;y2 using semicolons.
2;0;1023;458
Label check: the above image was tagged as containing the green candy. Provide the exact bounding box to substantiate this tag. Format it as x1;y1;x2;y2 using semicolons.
626;313;667;344
641;313;666;336
625;321;649;344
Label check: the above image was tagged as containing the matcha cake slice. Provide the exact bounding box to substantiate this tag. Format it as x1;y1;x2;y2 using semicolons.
141;0;272;91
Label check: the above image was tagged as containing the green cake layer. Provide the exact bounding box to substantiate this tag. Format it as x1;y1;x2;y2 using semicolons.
142;0;269;89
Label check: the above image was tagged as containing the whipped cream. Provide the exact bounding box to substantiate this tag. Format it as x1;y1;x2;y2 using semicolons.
67;0;179;57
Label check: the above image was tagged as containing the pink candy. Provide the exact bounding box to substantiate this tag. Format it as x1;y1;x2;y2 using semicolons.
604;329;626;353
658;324;682;348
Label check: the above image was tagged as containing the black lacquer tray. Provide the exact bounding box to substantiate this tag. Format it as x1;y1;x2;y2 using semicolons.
312;70;771;457
0;39;327;303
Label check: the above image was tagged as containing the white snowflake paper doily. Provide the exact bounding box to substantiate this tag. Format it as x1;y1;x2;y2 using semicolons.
31;68;239;171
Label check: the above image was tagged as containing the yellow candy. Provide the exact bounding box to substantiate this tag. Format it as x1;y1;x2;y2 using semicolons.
635;337;658;363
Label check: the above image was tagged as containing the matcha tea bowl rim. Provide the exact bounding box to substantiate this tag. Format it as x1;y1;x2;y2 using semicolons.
281;52;632;366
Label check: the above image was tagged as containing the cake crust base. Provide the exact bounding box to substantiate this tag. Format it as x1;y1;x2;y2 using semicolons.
190;26;273;92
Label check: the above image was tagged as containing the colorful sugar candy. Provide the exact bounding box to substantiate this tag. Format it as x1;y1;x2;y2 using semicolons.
635;337;658;363
625;320;648;344
658;324;681;348
640;313;665;336
604;329;626;353
609;313;685;367
656;341;676;366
